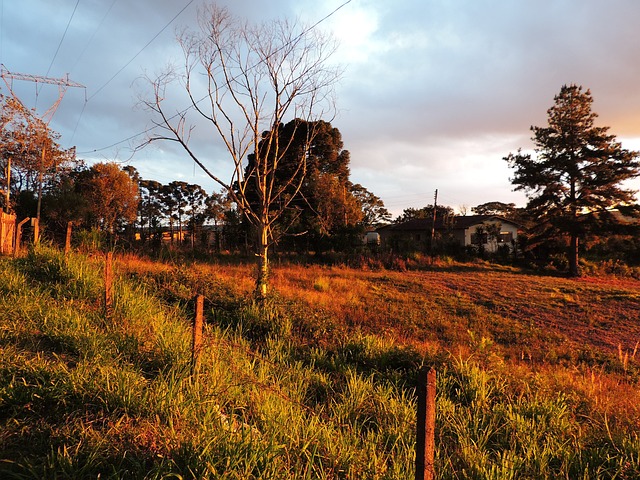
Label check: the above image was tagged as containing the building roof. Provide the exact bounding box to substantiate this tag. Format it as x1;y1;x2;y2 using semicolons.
378;215;519;232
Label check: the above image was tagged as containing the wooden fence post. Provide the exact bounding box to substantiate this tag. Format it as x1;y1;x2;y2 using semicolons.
14;217;29;257
33;218;40;245
191;294;204;375
64;221;73;256
0;212;15;255
416;367;436;480
104;251;113;321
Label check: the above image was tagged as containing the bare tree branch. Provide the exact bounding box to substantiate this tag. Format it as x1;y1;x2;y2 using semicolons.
141;4;340;297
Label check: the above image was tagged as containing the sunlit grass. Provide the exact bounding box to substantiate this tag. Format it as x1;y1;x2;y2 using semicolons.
2;248;640;478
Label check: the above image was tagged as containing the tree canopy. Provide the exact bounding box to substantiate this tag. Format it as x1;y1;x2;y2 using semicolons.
472;201;517;218
350;183;391;227
240;119;374;249
394;205;454;224
1;94;76;216
504;84;640;276
86;162;139;235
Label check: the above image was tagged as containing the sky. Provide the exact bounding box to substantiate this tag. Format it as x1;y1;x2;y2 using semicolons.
3;0;640;217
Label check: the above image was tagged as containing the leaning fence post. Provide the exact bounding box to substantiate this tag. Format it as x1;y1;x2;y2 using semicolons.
416;367;436;480
191;294;204;375
14;217;29;257
104;251;113;321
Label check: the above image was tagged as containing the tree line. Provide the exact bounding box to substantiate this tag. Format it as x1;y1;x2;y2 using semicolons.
4;3;640;296
1;95;389;253
4;82;640;280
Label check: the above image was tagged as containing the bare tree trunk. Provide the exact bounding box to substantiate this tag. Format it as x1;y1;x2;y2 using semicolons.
569;234;580;277
569;177;581;277
256;221;269;299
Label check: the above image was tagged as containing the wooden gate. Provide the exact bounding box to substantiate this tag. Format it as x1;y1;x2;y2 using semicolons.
1;212;16;255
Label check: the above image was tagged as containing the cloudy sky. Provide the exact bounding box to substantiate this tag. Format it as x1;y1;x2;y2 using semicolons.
3;0;640;216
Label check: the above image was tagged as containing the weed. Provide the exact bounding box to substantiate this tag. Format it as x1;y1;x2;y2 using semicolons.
313;276;330;292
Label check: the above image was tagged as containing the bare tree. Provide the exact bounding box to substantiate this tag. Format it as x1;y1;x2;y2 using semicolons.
143;5;339;298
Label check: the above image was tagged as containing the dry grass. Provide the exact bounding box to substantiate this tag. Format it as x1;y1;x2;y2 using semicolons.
269;264;640;357
4;249;640;478
116;254;640;444
118;255;640;364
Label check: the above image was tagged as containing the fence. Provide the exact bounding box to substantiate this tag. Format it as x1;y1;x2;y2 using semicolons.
102;258;438;479
189;295;437;480
1;212;16;255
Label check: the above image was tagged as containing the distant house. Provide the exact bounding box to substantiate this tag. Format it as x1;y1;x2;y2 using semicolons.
363;231;380;246
377;215;519;253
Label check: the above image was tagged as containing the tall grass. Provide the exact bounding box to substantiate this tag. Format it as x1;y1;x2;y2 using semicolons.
1;248;640;478
0;249;417;478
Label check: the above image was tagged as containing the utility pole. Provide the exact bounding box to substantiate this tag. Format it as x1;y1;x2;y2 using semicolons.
3;157;10;212
430;189;438;254
1;65;85;243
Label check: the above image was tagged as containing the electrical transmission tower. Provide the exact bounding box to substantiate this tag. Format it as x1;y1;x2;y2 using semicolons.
1;64;85;124
0;64;85;238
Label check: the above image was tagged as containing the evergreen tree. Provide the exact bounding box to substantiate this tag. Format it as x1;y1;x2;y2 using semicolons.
240;119;375;252
504;84;640;276
394;205;454;223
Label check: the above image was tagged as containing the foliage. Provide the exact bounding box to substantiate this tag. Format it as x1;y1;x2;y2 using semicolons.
585;234;640;267
137;178;164;244
0;94;78;215
470;222;503;258
351;183;392;228
41;163;91;240
395;204;455;224
470;202;527;225
84;162;139;235
241;119;373;253
505;84;640;276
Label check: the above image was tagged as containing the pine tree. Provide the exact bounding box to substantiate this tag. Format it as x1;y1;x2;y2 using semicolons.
504;84;640;276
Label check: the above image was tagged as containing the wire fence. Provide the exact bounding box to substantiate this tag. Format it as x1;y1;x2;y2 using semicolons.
102;252;437;480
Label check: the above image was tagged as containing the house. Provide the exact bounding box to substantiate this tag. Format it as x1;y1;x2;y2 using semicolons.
363;231;380;246
377;215;519;253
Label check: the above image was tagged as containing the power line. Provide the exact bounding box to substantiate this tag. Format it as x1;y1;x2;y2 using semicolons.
36;0;80;110
45;0;80;80
69;0;118;143
74;0;193;149
87;0;194;102
69;0;118;74
78;124;158;155
78;0;354;156
69;97;87;144
308;0;353;31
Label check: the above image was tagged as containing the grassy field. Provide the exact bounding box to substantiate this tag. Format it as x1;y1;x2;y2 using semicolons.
1;247;640;478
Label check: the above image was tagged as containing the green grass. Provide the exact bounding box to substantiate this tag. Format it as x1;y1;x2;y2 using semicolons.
1;247;640;478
